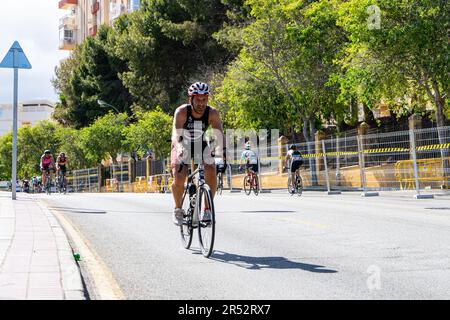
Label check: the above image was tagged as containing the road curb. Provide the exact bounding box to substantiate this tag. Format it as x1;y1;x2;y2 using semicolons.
37;201;86;300
44;203;125;300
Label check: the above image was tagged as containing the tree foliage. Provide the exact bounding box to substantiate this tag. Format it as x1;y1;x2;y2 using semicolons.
123;107;173;159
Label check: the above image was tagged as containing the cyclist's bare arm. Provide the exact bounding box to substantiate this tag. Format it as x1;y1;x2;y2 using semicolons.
172;106;188;165
284;150;292;169
208;107;226;161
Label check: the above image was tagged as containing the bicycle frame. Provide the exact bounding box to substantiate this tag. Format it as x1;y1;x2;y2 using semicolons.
247;170;257;188
185;163;206;226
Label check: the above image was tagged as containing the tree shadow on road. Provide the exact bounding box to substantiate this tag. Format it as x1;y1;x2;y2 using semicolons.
208;250;338;273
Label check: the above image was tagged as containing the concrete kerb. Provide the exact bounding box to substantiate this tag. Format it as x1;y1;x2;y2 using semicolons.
36;201;86;300
361;192;380;197
414;194;434;199
0;200;15;270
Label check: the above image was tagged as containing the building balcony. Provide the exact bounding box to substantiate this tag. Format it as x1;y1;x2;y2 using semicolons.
59;29;77;50
59;14;76;29
91;1;99;14
58;0;78;10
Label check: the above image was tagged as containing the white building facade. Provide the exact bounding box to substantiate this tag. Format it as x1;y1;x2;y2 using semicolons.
0;100;55;137
59;0;141;50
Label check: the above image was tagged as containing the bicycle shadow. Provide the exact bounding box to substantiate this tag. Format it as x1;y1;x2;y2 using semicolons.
207;250;338;273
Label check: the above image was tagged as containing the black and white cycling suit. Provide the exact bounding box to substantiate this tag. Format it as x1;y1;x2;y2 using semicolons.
290;150;304;173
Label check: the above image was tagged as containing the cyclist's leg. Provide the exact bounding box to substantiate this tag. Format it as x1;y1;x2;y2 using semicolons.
41;167;46;189
251;164;259;186
171;164;187;209
61;167;67;188
290;161;299;186
204;163;217;199
49;166;54;184
170;143;187;209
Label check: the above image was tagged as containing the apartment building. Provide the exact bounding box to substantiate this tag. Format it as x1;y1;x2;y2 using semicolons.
59;0;141;50
0;100;55;137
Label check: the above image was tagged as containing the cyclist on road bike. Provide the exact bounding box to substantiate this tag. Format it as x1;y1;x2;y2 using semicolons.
285;144;304;186
171;82;226;226
56;152;68;188
40;150;55;191
31;176;39;193
239;142;258;174
215;156;226;175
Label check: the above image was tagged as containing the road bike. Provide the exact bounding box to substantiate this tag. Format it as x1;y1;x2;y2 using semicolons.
180;162;216;258
44;168;53;195
242;166;259;196
56;170;67;194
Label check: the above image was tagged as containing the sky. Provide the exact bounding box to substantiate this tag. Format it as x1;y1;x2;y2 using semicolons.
0;0;70;104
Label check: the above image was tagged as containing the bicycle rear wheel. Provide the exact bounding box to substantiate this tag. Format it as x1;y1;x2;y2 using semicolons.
287;175;295;194
198;185;215;258
216;173;223;195
296;175;303;196
180;190;194;249
243;175;251;195
252;174;259;196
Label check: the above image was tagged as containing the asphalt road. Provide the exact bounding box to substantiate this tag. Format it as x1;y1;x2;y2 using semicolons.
40;190;450;300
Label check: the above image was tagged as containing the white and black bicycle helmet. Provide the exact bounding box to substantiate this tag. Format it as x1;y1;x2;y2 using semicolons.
188;82;210;96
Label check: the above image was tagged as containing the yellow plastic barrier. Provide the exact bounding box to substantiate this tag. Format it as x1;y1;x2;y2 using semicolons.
105;178;118;192
147;174;172;193
134;176;148;193
395;157;449;189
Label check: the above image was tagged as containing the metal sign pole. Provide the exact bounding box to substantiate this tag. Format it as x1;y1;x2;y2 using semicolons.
11;67;18;200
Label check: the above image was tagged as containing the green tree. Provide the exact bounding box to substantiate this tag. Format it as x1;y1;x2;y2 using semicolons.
52;26;132;128
111;0;235;112
18;121;62;178
336;0;449;126
123;107;173;160
0;132;13;180
213;0;347;184
56;127;95;170
81;112;129;164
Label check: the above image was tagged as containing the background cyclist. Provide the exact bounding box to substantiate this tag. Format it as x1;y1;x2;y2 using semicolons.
56;152;69;189
239;142;258;175
40;149;55;191
285;144;304;187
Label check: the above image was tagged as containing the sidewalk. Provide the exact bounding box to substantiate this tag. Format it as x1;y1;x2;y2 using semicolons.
0;192;85;300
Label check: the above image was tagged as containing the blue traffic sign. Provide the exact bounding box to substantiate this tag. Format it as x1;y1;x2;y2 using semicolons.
0;41;32;69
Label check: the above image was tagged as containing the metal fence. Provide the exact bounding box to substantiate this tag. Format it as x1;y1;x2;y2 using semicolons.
279;127;450;192
68;167;100;192
66;126;450;194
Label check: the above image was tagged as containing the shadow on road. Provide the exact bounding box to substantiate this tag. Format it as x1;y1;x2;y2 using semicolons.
209;250;338;273
239;210;296;213
48;206;107;214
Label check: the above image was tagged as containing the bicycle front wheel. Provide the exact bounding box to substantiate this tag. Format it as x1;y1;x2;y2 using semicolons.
180;191;194;249
197;185;216;258
46;177;51;195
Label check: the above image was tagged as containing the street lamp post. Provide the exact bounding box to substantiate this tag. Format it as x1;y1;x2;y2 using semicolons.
97;99;120;114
